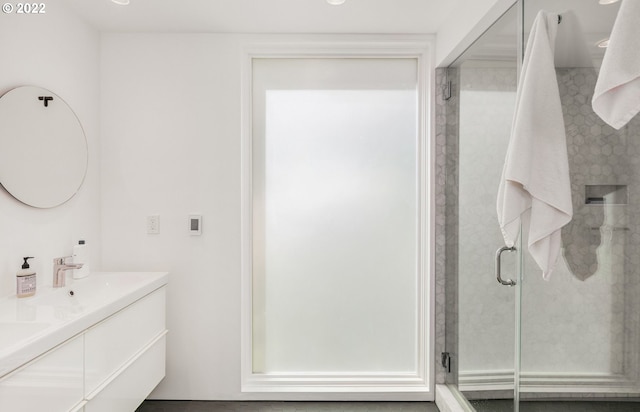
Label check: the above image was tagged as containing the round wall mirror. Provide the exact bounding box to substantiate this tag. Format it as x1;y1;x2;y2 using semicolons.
0;86;88;208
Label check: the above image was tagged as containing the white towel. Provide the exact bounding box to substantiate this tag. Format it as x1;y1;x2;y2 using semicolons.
592;0;640;129
497;11;573;280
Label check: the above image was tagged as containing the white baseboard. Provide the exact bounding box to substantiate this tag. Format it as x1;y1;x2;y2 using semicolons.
242;372;432;399
459;370;640;394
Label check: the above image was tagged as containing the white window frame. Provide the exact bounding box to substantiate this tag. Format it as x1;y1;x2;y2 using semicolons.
240;35;436;400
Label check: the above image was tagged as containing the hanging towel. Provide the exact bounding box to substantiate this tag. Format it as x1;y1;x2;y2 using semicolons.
497;11;573;280
592;0;640;129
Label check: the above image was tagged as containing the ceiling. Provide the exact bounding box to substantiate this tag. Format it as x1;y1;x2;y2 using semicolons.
60;0;463;34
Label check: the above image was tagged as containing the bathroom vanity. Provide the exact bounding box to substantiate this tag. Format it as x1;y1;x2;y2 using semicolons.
0;272;168;412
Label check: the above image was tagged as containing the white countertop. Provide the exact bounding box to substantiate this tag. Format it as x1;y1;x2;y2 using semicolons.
0;271;169;378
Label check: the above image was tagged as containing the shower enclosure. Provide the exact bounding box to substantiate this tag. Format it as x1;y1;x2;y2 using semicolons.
440;0;640;410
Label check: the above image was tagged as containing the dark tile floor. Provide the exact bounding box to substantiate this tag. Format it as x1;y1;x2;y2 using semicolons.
471;399;640;412
135;401;440;412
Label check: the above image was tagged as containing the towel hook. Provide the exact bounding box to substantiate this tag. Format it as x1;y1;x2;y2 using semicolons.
557;15;562;24
38;96;53;107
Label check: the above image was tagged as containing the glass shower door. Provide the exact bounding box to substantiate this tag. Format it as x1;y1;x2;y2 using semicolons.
516;1;640;410
444;4;521;411
447;1;640;411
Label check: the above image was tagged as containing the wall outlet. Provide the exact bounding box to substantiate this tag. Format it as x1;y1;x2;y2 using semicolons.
147;215;160;234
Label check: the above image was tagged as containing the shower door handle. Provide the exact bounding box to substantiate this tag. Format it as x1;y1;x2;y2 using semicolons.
495;246;517;286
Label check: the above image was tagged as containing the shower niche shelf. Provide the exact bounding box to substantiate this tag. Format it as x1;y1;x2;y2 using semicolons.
585;184;627;205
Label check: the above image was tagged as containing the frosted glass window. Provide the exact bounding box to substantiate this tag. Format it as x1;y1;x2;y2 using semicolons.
252;59;419;374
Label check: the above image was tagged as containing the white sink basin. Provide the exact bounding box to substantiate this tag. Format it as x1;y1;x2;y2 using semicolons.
0;271;168;378
27;272;161;309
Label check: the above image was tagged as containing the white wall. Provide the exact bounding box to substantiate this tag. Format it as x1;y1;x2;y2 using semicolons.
0;9;101;298
0;0;510;398
0;0;513;400
100;34;244;399
100;33;436;401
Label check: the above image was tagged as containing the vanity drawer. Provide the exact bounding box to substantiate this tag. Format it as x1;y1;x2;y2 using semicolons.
0;334;83;412
84;334;166;412
84;286;166;396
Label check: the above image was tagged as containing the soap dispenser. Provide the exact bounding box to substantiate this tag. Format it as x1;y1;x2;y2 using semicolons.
72;240;90;279
17;257;36;298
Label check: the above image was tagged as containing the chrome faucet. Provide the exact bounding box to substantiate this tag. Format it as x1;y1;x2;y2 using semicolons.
53;256;83;288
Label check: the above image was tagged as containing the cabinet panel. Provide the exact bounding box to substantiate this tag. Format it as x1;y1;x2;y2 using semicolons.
85;287;166;396
0;335;83;412
85;335;166;412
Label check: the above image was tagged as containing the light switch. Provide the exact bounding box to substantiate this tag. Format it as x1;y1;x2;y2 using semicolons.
147;215;160;234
